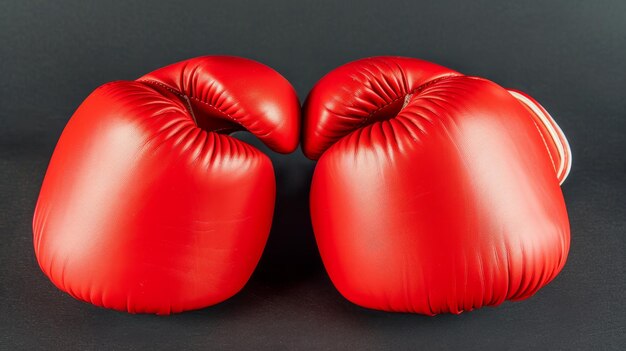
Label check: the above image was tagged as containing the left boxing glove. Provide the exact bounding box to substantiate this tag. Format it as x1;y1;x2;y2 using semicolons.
33;56;300;314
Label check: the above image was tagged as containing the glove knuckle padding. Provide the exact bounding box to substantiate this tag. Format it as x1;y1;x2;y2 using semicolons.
304;57;571;314
33;56;300;314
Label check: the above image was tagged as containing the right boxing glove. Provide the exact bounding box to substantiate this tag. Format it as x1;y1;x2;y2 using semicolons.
303;56;571;314
33;56;300;314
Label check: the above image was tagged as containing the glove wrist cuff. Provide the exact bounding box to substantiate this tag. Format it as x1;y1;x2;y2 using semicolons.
508;89;572;184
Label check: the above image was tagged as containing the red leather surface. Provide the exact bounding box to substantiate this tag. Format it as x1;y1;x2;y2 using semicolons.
303;57;570;314
33;56;300;314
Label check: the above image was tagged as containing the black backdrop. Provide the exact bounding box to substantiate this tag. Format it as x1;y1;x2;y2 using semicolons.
1;0;625;349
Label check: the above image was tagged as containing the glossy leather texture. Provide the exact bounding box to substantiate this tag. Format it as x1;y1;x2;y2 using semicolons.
303;56;571;315
33;56;300;314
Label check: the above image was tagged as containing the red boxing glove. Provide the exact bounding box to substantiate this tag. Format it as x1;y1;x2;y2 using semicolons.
33;56;300;314
303;56;571;314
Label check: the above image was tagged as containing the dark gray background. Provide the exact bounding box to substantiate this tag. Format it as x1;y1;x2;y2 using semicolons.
1;0;625;349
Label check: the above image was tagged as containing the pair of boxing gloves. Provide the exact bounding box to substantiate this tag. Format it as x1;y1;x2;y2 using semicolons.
33;56;571;315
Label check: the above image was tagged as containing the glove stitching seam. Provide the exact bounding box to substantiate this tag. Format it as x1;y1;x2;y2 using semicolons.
138;79;241;128
357;74;459;128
